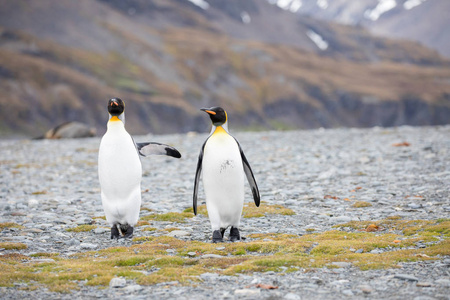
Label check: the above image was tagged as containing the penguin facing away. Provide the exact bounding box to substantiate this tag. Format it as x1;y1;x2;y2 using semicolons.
193;106;260;243
98;98;181;239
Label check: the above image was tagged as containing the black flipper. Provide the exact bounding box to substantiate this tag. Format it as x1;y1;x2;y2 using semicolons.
193;140;207;215
229;227;240;242
212;230;224;243
136;142;181;158
220;228;226;238
234;139;260;207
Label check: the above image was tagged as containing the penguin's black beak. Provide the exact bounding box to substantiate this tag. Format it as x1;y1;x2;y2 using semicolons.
111;101;118;106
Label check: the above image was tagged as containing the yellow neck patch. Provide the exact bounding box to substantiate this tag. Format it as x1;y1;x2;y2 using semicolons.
213;126;227;135
110;116;120;122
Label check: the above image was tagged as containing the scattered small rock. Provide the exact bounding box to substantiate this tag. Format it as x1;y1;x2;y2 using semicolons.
416;282;432;287
93;227;110;234
167;230;191;237
394;274;419;281
80;243;97;250
330;262;352;268
65;238;80;246
357;284;374;293
284;293;301;300
123;284;143;292
234;288;260;296
201;254;223;259
435;278;450;287
109;277;126;288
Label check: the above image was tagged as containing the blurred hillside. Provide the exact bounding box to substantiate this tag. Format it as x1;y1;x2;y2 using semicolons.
0;0;449;137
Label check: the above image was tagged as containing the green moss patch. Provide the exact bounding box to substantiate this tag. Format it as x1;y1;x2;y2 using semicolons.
0;218;448;293
66;225;96;232
351;201;372;208
183;202;295;218
0;242;27;250
0;222;24;229
141;212;193;223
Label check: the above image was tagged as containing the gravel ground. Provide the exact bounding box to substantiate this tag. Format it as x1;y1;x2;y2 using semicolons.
1;125;449;299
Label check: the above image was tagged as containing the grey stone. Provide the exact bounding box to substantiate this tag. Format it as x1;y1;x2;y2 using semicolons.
394;274;419;281
32;258;55;263
330;262;352;268
28;199;39;208
341;289;354;296
408;203;423;209
65;238;80;246
234;289;260;296
329;216;352;224
123;284;143;292
435;278;450;286
357;284;374;293
76;217;93;225
200;273;219;281
284;293;301;300
167;230;191;237
109;277;126;288
201;254;223;259
93;227;110;234
80;243;97;250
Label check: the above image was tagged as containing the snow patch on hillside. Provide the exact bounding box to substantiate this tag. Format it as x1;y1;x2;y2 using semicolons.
241;11;251;24
186;0;209;10
364;0;397;21
269;0;303;13
317;0;328;10
403;0;427;10
306;30;328;50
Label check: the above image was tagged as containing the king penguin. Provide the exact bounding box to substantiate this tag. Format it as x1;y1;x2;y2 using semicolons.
193;106;260;242
98;98;181;239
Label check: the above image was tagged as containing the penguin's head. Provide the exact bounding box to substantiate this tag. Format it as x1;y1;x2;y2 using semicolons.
201;106;227;126
108;98;125;117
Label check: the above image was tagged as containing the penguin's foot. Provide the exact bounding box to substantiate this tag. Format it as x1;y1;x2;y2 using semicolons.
229;227;240;242
212;230;224;243
111;225;120;239
121;226;134;239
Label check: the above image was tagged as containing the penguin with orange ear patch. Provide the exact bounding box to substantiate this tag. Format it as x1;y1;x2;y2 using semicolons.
98;98;181;239
193;106;260;242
